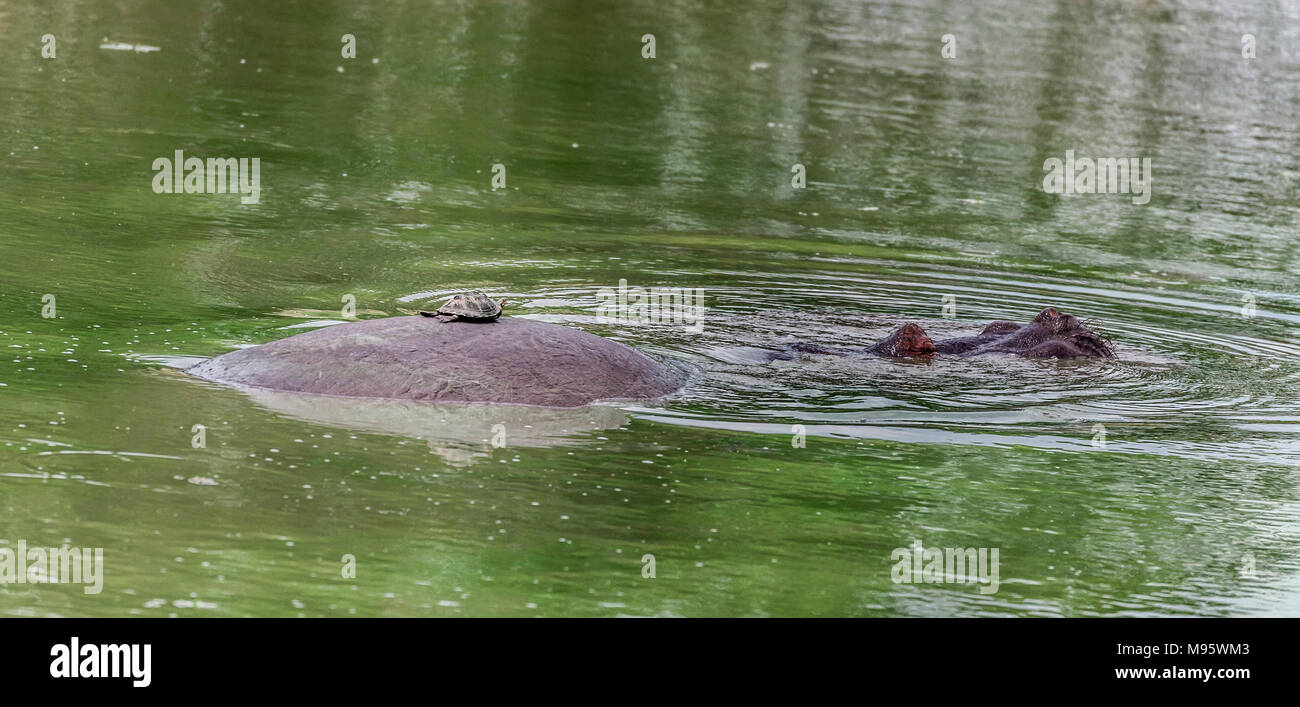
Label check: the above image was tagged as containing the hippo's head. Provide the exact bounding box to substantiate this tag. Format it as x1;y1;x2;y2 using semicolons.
1030;307;1115;358
1031;307;1082;334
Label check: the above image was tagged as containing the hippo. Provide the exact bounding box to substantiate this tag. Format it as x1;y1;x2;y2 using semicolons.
777;307;1114;360
186;315;688;408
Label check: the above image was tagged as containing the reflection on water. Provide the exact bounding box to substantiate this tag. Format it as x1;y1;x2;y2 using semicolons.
235;385;629;467
2;0;1300;616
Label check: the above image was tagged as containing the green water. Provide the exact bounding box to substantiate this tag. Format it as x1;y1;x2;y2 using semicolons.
2;0;1299;617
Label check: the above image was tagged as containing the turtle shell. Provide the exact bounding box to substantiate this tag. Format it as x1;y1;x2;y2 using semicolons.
435;291;503;321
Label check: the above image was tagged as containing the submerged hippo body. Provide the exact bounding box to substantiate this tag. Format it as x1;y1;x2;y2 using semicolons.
187;316;687;407
777;308;1114;360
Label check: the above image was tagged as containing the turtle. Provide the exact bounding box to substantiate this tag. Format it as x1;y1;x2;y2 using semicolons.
419;291;507;322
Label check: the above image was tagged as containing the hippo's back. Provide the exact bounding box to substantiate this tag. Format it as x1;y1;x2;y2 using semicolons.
187;316;686;407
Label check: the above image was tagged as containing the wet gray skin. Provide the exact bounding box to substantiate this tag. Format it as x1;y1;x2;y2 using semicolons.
930;321;1024;355
186;315;688;408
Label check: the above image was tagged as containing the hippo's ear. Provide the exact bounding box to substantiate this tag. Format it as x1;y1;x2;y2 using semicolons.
1031;307;1082;334
1030;307;1062;327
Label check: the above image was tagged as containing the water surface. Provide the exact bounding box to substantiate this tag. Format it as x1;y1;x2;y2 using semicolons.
2;0;1299;616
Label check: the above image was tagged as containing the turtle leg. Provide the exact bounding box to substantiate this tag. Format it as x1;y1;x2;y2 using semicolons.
437;314;458;322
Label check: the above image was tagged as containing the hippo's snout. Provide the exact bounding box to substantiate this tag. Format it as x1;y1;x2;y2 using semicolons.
895;323;937;356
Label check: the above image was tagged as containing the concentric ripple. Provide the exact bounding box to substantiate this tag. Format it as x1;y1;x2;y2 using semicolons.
533;262;1300;467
